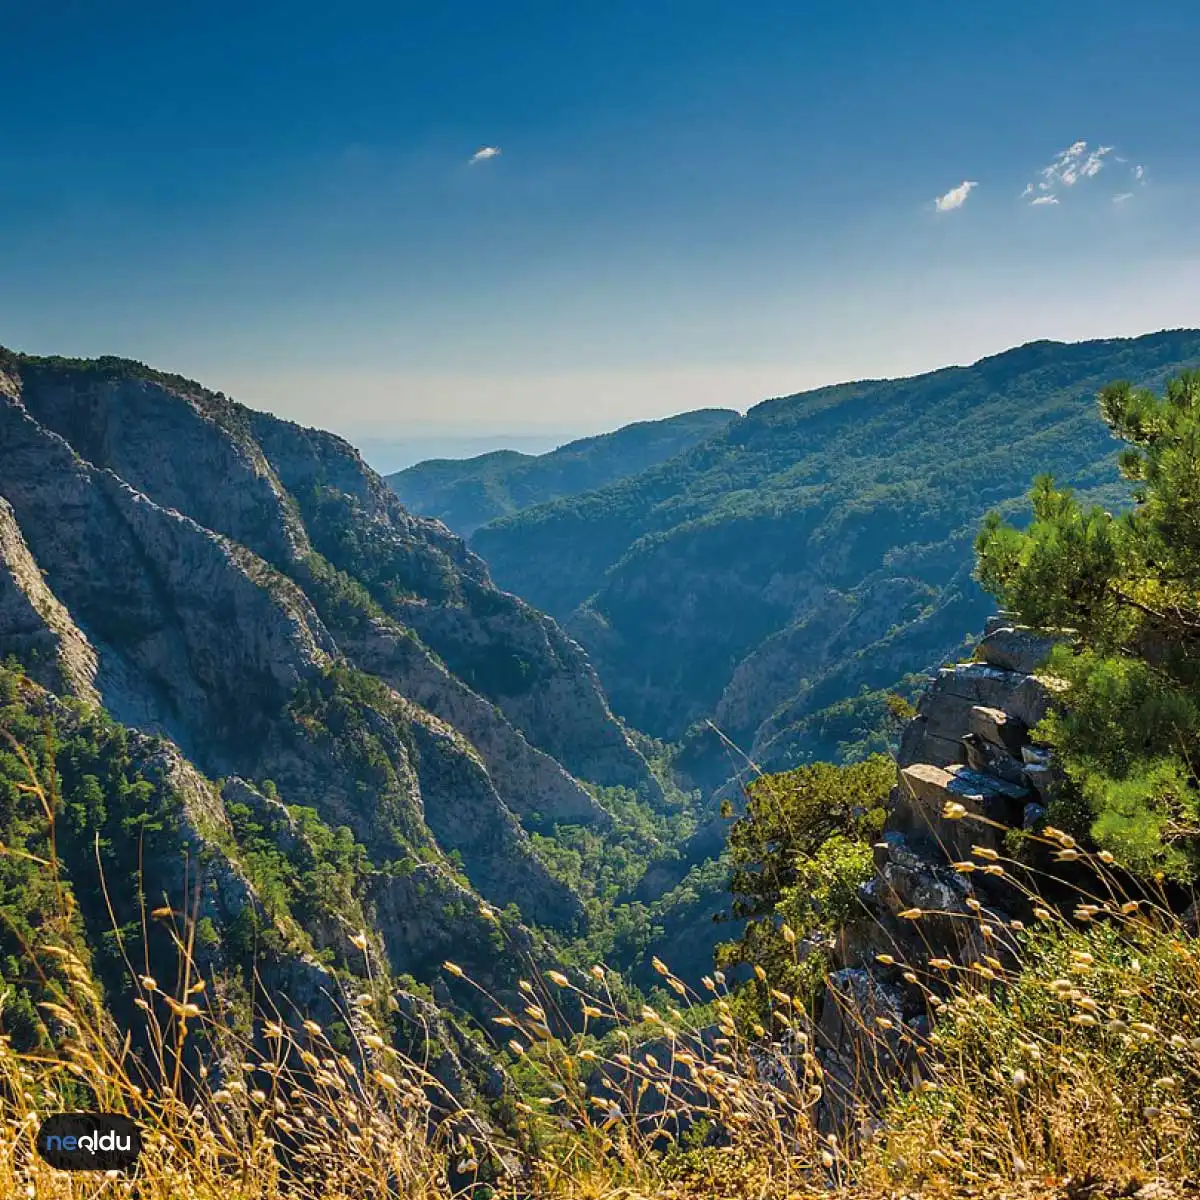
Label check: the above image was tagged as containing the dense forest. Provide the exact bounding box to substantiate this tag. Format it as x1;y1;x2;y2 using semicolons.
464;331;1200;792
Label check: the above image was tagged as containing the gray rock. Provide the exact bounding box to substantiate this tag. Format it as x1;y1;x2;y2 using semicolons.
976;623;1065;675
1023;764;1058;803
962;732;1027;785
0;496;99;702
897;761;1029;856
933;663;1058;730
897;715;964;769
967;704;1028;755
814;969;906;1132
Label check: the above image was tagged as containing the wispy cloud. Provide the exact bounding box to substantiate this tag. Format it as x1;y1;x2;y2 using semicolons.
934;180;978;212
469;146;502;165
1110;163;1148;204
1020;139;1122;206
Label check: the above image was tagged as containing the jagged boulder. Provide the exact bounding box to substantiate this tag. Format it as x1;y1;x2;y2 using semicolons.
967;704;1028;755
790;616;1071;1138
896;762;1030;857
897;662;1061;770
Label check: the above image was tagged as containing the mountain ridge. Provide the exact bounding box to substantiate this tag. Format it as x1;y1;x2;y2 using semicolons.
467;329;1200;787
0;346;684;1071
387;407;738;536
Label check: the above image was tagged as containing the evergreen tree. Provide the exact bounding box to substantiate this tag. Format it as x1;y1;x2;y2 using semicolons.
976;371;1200;878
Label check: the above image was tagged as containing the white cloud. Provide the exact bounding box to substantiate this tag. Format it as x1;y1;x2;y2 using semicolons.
1081;145;1114;177
1038;139;1114;191
469;146;502;165
1133;164;1145;182
1025;140;1128;205
934;180;978;212
1113;192;1134;203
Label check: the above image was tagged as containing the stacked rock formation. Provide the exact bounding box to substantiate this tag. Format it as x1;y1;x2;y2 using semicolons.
805;617;1068;1129
893;616;1067;853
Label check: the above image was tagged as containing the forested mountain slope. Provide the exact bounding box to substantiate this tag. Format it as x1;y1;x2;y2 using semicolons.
387;408;736;536
0;347;680;1074
470;330;1200;785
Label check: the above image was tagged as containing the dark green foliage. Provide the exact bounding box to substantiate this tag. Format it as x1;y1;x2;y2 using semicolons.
716;756;894;1013
452;643;544;697
541;789;687;897
472;332;1200;744
752;676;928;772
387;409;737;536
976;371;1200;879
0;663;183;1046
298;551;388;632
302;485;462;609
223;793;373;965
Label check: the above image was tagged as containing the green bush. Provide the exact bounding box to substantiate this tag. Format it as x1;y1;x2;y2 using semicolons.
716;756;892;1013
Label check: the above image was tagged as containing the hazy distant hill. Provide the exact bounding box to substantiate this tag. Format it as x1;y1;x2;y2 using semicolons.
387;408;737;536
469;330;1200;786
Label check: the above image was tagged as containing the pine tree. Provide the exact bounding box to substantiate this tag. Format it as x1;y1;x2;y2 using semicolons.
976;371;1200;878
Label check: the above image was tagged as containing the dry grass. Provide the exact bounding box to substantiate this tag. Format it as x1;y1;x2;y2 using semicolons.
1;760;1199;1198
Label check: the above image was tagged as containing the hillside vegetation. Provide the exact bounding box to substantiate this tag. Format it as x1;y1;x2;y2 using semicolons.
387;408;736;536
4;367;1200;1197
0;347;712;1092
471;331;1200;791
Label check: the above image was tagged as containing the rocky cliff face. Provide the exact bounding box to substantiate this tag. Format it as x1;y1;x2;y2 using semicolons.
0;497;99;703
2;671;506;1113
0;350;666;1035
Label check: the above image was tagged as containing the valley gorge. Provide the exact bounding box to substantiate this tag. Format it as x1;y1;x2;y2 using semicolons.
4;337;1200;1196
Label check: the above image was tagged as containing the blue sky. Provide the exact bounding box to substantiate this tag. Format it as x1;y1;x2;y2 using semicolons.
3;0;1199;451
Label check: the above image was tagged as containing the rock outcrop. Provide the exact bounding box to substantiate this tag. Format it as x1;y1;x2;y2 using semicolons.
0;497;99;703
802;618;1070;1129
4;675;505;1112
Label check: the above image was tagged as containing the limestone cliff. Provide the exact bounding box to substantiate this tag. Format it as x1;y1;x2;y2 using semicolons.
247;407;659;798
0;497;99;703
0;348;664;988
1;672;506;1111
